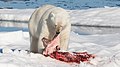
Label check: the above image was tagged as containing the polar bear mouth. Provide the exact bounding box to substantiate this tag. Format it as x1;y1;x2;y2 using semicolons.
53;31;60;39
42;32;60;56
56;31;60;34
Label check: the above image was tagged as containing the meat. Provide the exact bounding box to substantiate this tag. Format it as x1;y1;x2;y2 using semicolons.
50;51;95;64
42;34;60;56
42;34;95;64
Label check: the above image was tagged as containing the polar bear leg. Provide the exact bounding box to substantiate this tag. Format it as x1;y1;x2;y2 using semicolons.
60;33;69;50
29;5;56;53
60;24;71;50
30;36;38;53
37;37;45;53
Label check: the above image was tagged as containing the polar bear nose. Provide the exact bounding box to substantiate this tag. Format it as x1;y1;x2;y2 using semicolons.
55;24;62;35
56;31;60;34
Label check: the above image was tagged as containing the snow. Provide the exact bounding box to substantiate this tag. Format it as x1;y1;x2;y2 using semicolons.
0;7;120;67
1;31;120;67
0;9;34;21
70;7;120;27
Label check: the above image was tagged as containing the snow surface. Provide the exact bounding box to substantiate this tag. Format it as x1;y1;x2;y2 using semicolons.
1;30;120;67
0;7;120;67
0;9;34;21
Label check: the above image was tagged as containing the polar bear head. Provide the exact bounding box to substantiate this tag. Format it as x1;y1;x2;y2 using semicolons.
48;8;69;34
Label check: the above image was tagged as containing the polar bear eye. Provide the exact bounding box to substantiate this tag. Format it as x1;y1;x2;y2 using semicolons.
60;25;62;27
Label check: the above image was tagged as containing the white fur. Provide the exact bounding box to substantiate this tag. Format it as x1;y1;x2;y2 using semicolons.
28;5;71;53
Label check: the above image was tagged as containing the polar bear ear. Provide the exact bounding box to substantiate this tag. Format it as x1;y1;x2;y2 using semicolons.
50;13;55;18
50;13;55;21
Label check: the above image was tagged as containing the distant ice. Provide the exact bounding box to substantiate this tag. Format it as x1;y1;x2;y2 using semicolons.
1;7;120;34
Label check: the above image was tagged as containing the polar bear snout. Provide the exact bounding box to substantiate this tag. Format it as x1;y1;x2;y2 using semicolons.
55;27;61;34
55;24;63;33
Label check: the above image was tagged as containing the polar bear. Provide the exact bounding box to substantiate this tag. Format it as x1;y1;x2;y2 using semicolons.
28;5;71;53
